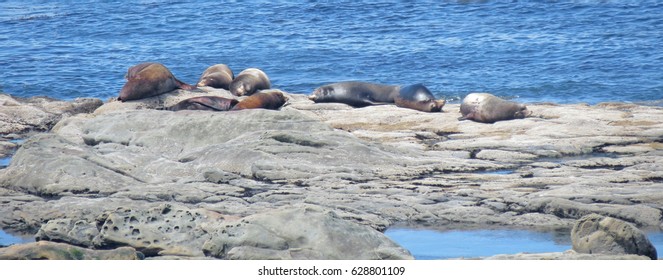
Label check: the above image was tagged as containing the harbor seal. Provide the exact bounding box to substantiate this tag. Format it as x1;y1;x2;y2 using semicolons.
118;62;196;102
229;68;271;96
231;90;286;110
196;64;234;89
459;93;531;123
395;84;446;112
309;81;399;107
166;96;238;111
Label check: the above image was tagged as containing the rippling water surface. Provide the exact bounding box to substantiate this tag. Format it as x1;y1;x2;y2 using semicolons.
0;1;662;104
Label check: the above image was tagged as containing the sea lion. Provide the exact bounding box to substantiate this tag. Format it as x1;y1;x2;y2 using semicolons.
118;62;196;102
229;68;271;96
459;93;531;123
196;64;234;89
308;81;400;107
231;90;286;110
166;96;238;111
395;84;446;112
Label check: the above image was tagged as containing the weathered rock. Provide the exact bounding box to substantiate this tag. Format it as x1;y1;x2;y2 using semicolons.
202;205;413;260
0;93;102;135
571;214;657;260
485;250;651;260
92;204;220;257
35;218;99;248
2;88;663;259
0;241;142;260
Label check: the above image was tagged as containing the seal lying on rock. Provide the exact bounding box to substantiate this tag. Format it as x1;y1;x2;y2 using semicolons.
309;81;400;107
166;96;239;111
231;90;286;110
229;68;271;96
196;64;234;89
395;84;446;112
118;62;196;102
460;93;531;123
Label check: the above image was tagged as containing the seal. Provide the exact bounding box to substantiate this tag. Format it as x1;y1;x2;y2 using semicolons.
118;62;196;102
196;64;234;89
395;84;446;112
229;68;271;96
166;96;238;111
308;81;399;107
231;90;287;110
459;93;531;123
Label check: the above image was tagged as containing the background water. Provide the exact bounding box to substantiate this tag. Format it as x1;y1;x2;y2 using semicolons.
0;1;661;104
385;228;663;259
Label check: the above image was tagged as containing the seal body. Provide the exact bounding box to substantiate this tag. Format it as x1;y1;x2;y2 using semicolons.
395;84;446;112
460;93;531;123
118;62;195;102
231;90;286;110
229;68;271;96
196;64;234;89
309;81;400;107
166;96;238;111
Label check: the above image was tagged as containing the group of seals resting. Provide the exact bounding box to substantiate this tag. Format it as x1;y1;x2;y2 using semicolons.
310;81;530;123
118;63;271;100
117;62;281;110
309;81;446;113
117;63;529;122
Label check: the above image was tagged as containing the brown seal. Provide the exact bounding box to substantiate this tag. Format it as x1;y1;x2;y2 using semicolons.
118;62;195;102
196;64;234;89
308;81;399;107
459;93;531;123
166;96;238;111
231;90;286;110
394;84;446;112
229;68;271;96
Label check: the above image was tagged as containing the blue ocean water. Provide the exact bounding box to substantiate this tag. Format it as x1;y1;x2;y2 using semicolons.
385;228;663;260
0;1;662;104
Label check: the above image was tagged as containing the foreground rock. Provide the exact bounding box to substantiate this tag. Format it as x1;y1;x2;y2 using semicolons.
203;205;413;260
485;250;650;260
1;88;663;259
571;214;657;260
0;241;142;260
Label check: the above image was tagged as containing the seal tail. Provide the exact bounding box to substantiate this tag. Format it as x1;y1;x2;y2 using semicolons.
175;78;197;91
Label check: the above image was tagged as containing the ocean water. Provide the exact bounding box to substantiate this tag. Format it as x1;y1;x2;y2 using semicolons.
385;228;663;259
0;1;661;104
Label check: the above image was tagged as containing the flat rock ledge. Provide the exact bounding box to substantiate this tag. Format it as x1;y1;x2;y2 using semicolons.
1;88;663;259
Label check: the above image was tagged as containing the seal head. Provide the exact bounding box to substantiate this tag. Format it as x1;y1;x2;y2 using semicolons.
196;64;234;89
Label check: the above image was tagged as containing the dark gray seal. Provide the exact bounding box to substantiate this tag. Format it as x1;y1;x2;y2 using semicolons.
229;68;271;96
395;84;446;112
459;93;531;123
118;62;196;102
196;64;234;89
166;96;238;111
309;81;400;107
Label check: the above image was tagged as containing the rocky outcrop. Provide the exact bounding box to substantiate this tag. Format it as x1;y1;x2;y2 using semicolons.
571;214;657;260
202;205;413;260
1;89;663;259
0;241;142;260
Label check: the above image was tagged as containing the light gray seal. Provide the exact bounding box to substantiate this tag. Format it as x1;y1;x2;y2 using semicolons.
229;68;271;96
459;93;531;123
196;64;234;89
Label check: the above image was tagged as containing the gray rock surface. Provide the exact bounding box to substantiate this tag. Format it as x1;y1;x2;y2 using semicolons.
0;240;142;260
2;89;663;259
571;214;657;260
202;205;413;260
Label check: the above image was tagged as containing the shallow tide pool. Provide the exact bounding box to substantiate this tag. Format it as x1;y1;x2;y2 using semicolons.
385;228;663;260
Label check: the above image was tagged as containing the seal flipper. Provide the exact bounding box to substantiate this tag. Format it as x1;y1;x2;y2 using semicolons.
174;78;197;90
